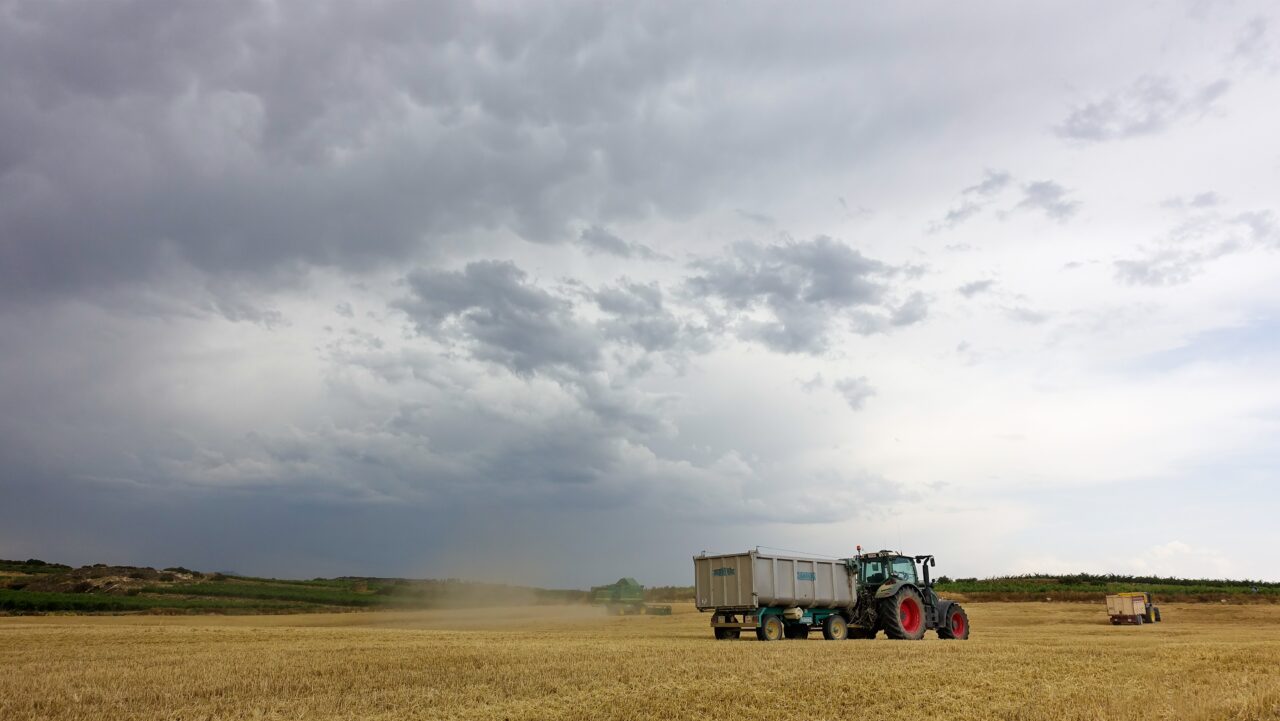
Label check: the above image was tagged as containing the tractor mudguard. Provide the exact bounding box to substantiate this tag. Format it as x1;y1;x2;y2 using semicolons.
934;599;955;626
874;579;919;600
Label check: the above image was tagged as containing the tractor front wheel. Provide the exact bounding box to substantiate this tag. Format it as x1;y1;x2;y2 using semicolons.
756;615;786;642
822;614;848;641
937;604;970;640
879;587;927;640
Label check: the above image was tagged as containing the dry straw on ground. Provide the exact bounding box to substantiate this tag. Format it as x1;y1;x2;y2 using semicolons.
3;602;1279;720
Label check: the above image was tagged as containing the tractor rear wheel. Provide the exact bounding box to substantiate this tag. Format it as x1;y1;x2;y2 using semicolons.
822;615;848;641
879;587;927;640
714;626;740;640
756;615;786;642
937;604;970;640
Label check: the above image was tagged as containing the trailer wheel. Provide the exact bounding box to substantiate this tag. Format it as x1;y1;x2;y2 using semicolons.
714;627;740;640
937;604;970;640
879;587;927;640
756;615;785;641
1134;615;1144;626
822;615;848;641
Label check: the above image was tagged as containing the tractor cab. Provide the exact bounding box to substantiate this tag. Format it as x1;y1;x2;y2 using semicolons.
854;551;923;590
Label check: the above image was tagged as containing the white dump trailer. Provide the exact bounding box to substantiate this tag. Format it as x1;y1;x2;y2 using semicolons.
694;550;856;610
694;550;857;640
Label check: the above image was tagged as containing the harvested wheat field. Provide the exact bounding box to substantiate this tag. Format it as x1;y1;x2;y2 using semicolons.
3;602;1279;721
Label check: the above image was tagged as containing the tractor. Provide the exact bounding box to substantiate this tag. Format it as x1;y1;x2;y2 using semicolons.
845;548;969;640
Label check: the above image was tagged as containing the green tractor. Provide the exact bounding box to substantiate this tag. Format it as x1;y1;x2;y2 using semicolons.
845;548;969;640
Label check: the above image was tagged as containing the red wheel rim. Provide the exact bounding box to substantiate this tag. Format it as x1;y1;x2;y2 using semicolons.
900;597;922;634
951;612;966;637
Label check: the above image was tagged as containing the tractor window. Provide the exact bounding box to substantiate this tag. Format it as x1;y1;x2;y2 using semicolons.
890;557;917;583
861;560;887;585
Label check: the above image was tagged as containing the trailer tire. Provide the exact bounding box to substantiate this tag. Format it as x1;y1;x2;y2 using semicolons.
822;615;849;641
714;627;740;640
756;615;785;642
937;604;970;640
1134;615;1144;626
880;587;927;640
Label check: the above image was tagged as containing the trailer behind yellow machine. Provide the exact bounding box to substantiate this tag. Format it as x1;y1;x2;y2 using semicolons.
1106;591;1161;625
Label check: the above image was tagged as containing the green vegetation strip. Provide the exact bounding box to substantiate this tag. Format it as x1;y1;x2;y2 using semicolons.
0;589;312;613
140;582;399;607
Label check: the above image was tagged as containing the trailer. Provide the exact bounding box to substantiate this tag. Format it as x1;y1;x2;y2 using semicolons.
695;550;855;639
694;548;969;641
1107;592;1161;625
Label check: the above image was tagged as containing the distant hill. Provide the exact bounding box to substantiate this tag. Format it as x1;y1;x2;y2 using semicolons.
0;559;587;614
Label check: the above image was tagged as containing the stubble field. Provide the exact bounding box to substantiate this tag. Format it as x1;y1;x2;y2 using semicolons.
3;602;1279;721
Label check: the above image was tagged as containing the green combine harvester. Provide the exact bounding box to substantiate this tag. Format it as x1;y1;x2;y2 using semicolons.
590;577;672;616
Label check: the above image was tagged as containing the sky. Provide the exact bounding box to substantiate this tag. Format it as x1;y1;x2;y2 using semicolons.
2;1;1279;587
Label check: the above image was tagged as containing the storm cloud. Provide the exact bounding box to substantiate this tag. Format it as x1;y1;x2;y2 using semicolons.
685;236;920;353
4;0;1280;585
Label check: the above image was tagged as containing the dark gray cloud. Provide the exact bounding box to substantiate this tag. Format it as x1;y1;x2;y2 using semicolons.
0;0;974;306
1056;75;1230;142
398;261;599;374
686;236;915;353
593;281;687;353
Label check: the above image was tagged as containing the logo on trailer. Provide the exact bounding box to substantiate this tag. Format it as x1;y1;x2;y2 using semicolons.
796;571;816;581
712;567;736;577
